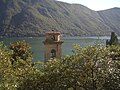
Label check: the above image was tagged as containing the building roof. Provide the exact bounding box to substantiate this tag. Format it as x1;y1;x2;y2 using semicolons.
46;31;60;35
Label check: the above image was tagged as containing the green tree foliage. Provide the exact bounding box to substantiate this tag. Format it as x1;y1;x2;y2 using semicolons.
0;41;120;90
17;44;120;90
0;42;43;90
106;32;119;45
108;45;120;60
106;32;120;60
9;40;32;62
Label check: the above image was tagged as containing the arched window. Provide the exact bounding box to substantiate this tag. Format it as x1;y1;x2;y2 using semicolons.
51;49;56;58
51;35;55;41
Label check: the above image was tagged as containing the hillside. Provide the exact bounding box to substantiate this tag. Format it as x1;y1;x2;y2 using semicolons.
0;0;120;37
98;7;120;36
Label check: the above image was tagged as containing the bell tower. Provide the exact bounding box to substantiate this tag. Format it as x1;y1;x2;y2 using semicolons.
43;31;63;61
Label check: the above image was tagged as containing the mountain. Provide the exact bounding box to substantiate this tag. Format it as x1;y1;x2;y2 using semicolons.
0;0;120;37
98;7;120;36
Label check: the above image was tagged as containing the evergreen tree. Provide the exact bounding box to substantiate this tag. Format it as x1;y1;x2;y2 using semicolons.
106;32;119;45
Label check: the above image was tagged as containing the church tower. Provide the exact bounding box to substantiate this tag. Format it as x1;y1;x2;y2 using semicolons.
43;31;63;61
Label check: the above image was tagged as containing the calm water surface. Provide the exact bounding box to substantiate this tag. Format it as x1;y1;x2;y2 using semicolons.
0;36;110;61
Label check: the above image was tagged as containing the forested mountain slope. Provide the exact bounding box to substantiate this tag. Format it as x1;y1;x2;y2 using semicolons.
0;0;120;37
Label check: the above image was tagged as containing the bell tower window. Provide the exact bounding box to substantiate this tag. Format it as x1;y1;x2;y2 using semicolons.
51;49;56;58
51;35;55;41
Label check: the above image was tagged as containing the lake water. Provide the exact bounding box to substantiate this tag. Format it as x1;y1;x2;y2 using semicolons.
0;36;110;62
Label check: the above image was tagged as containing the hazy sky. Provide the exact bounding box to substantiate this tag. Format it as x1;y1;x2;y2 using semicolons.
56;0;120;11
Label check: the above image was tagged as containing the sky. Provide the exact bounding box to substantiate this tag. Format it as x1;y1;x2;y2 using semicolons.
56;0;120;11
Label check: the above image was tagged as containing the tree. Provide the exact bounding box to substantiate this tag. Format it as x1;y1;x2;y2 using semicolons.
17;44;120;90
9;40;33;63
0;42;43;90
0;40;120;90
106;32;119;45
106;32;120;60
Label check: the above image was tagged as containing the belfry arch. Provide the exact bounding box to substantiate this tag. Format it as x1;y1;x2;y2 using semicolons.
50;49;56;58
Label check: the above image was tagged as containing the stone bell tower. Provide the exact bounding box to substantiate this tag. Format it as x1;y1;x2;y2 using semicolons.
43;31;63;61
